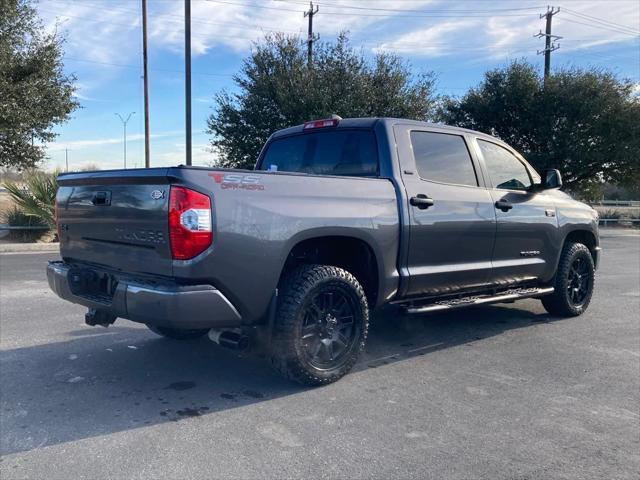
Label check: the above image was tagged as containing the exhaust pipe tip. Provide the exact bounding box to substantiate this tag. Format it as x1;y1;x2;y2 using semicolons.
208;329;249;351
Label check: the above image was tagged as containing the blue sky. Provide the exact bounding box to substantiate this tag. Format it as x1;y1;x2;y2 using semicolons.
36;0;640;171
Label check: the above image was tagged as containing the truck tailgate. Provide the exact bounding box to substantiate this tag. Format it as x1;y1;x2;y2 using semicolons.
56;169;174;276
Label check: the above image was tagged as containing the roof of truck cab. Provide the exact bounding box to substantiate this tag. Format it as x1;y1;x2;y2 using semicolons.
270;117;496;141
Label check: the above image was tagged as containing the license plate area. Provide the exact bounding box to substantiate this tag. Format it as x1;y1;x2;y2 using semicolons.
68;268;117;305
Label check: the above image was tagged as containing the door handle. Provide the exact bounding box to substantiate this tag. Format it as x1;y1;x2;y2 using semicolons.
494;200;513;212
410;194;434;210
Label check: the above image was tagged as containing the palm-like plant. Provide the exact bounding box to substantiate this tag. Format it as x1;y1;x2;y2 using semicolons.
3;170;59;229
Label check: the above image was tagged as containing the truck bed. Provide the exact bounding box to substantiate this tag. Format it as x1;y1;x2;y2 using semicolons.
56;166;400;324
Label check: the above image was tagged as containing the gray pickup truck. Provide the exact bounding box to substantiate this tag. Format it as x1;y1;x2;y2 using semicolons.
48;117;600;385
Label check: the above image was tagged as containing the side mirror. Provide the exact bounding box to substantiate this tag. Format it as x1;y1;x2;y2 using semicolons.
541;169;562;190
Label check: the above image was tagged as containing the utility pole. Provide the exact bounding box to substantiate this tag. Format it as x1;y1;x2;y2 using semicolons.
184;0;192;166
65;147;69;172
303;2;319;67
142;0;151;168
535;6;561;83
115;112;135;169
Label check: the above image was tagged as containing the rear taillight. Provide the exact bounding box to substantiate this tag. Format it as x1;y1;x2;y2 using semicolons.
168;186;212;260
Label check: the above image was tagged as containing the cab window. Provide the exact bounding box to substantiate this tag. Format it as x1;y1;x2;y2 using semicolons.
410;131;478;187
478;140;532;191
258;130;378;177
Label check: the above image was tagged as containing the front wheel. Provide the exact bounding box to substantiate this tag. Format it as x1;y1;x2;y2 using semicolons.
542;242;595;317
270;264;369;386
147;325;209;340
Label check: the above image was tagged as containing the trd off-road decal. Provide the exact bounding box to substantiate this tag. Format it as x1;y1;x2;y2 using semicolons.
208;173;265;191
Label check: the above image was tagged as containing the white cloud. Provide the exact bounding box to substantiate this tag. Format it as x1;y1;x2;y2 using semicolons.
45;131;213;171
148;0;438;55
40;0;141;64
46;131;183;152
369;1;638;60
153;142;213;168
40;0;439;60
373;19;478;57
38;0;639;67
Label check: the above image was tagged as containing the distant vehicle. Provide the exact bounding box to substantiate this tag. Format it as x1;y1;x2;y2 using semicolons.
48;117;600;385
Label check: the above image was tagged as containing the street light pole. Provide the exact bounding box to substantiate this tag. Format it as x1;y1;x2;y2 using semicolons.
184;0;192;166
142;0;151;168
115;112;135;169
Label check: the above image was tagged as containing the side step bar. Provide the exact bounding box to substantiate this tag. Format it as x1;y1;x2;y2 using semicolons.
403;287;554;315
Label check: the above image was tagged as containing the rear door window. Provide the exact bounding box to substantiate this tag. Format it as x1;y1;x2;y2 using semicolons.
410;131;478;187
258;130;378;177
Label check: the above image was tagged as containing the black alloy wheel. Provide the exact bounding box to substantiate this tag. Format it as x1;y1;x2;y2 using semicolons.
300;288;361;370
542;242;595;317
270;264;369;386
567;255;591;307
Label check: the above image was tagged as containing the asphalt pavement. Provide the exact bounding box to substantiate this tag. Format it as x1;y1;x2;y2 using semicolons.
1;232;638;479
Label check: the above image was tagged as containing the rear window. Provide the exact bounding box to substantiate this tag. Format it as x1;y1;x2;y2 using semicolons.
257;130;378;177
410;131;478;187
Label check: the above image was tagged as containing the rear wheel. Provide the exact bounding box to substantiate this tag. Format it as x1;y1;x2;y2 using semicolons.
270;264;369;386
542;242;595;317
147;325;209;340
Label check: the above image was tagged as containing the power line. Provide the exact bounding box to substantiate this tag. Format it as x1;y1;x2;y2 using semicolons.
205;0;541;17
38;7;141;29
280;0;546;14
42;0;303;34
46;0;637;78
559;16;640;37
562;7;640;35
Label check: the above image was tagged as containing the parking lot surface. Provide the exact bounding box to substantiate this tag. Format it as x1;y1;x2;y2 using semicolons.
1;232;638;479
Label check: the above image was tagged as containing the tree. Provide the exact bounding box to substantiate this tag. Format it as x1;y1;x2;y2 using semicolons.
439;61;640;192
0;0;79;170
4;169;58;228
207;33;436;169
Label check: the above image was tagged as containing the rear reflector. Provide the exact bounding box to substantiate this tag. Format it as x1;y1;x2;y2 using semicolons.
169;186;212;260
303;118;339;130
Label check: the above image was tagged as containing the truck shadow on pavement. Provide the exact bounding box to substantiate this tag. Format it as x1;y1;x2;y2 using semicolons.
1;300;559;456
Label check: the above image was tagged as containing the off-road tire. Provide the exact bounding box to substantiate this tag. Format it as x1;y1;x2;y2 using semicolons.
542;242;595;317
270;264;369;386
147;325;209;340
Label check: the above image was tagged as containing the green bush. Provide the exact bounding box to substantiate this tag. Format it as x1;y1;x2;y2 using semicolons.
1;206;49;242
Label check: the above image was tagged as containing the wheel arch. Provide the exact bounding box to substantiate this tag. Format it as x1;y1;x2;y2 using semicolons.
279;234;381;307
563;229;599;264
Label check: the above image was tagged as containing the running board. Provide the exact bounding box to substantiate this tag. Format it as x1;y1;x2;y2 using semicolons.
403;287;554;314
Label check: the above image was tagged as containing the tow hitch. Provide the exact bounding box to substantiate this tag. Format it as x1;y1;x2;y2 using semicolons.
85;308;116;327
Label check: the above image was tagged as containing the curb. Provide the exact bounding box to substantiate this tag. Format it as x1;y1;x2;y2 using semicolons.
0;243;60;254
